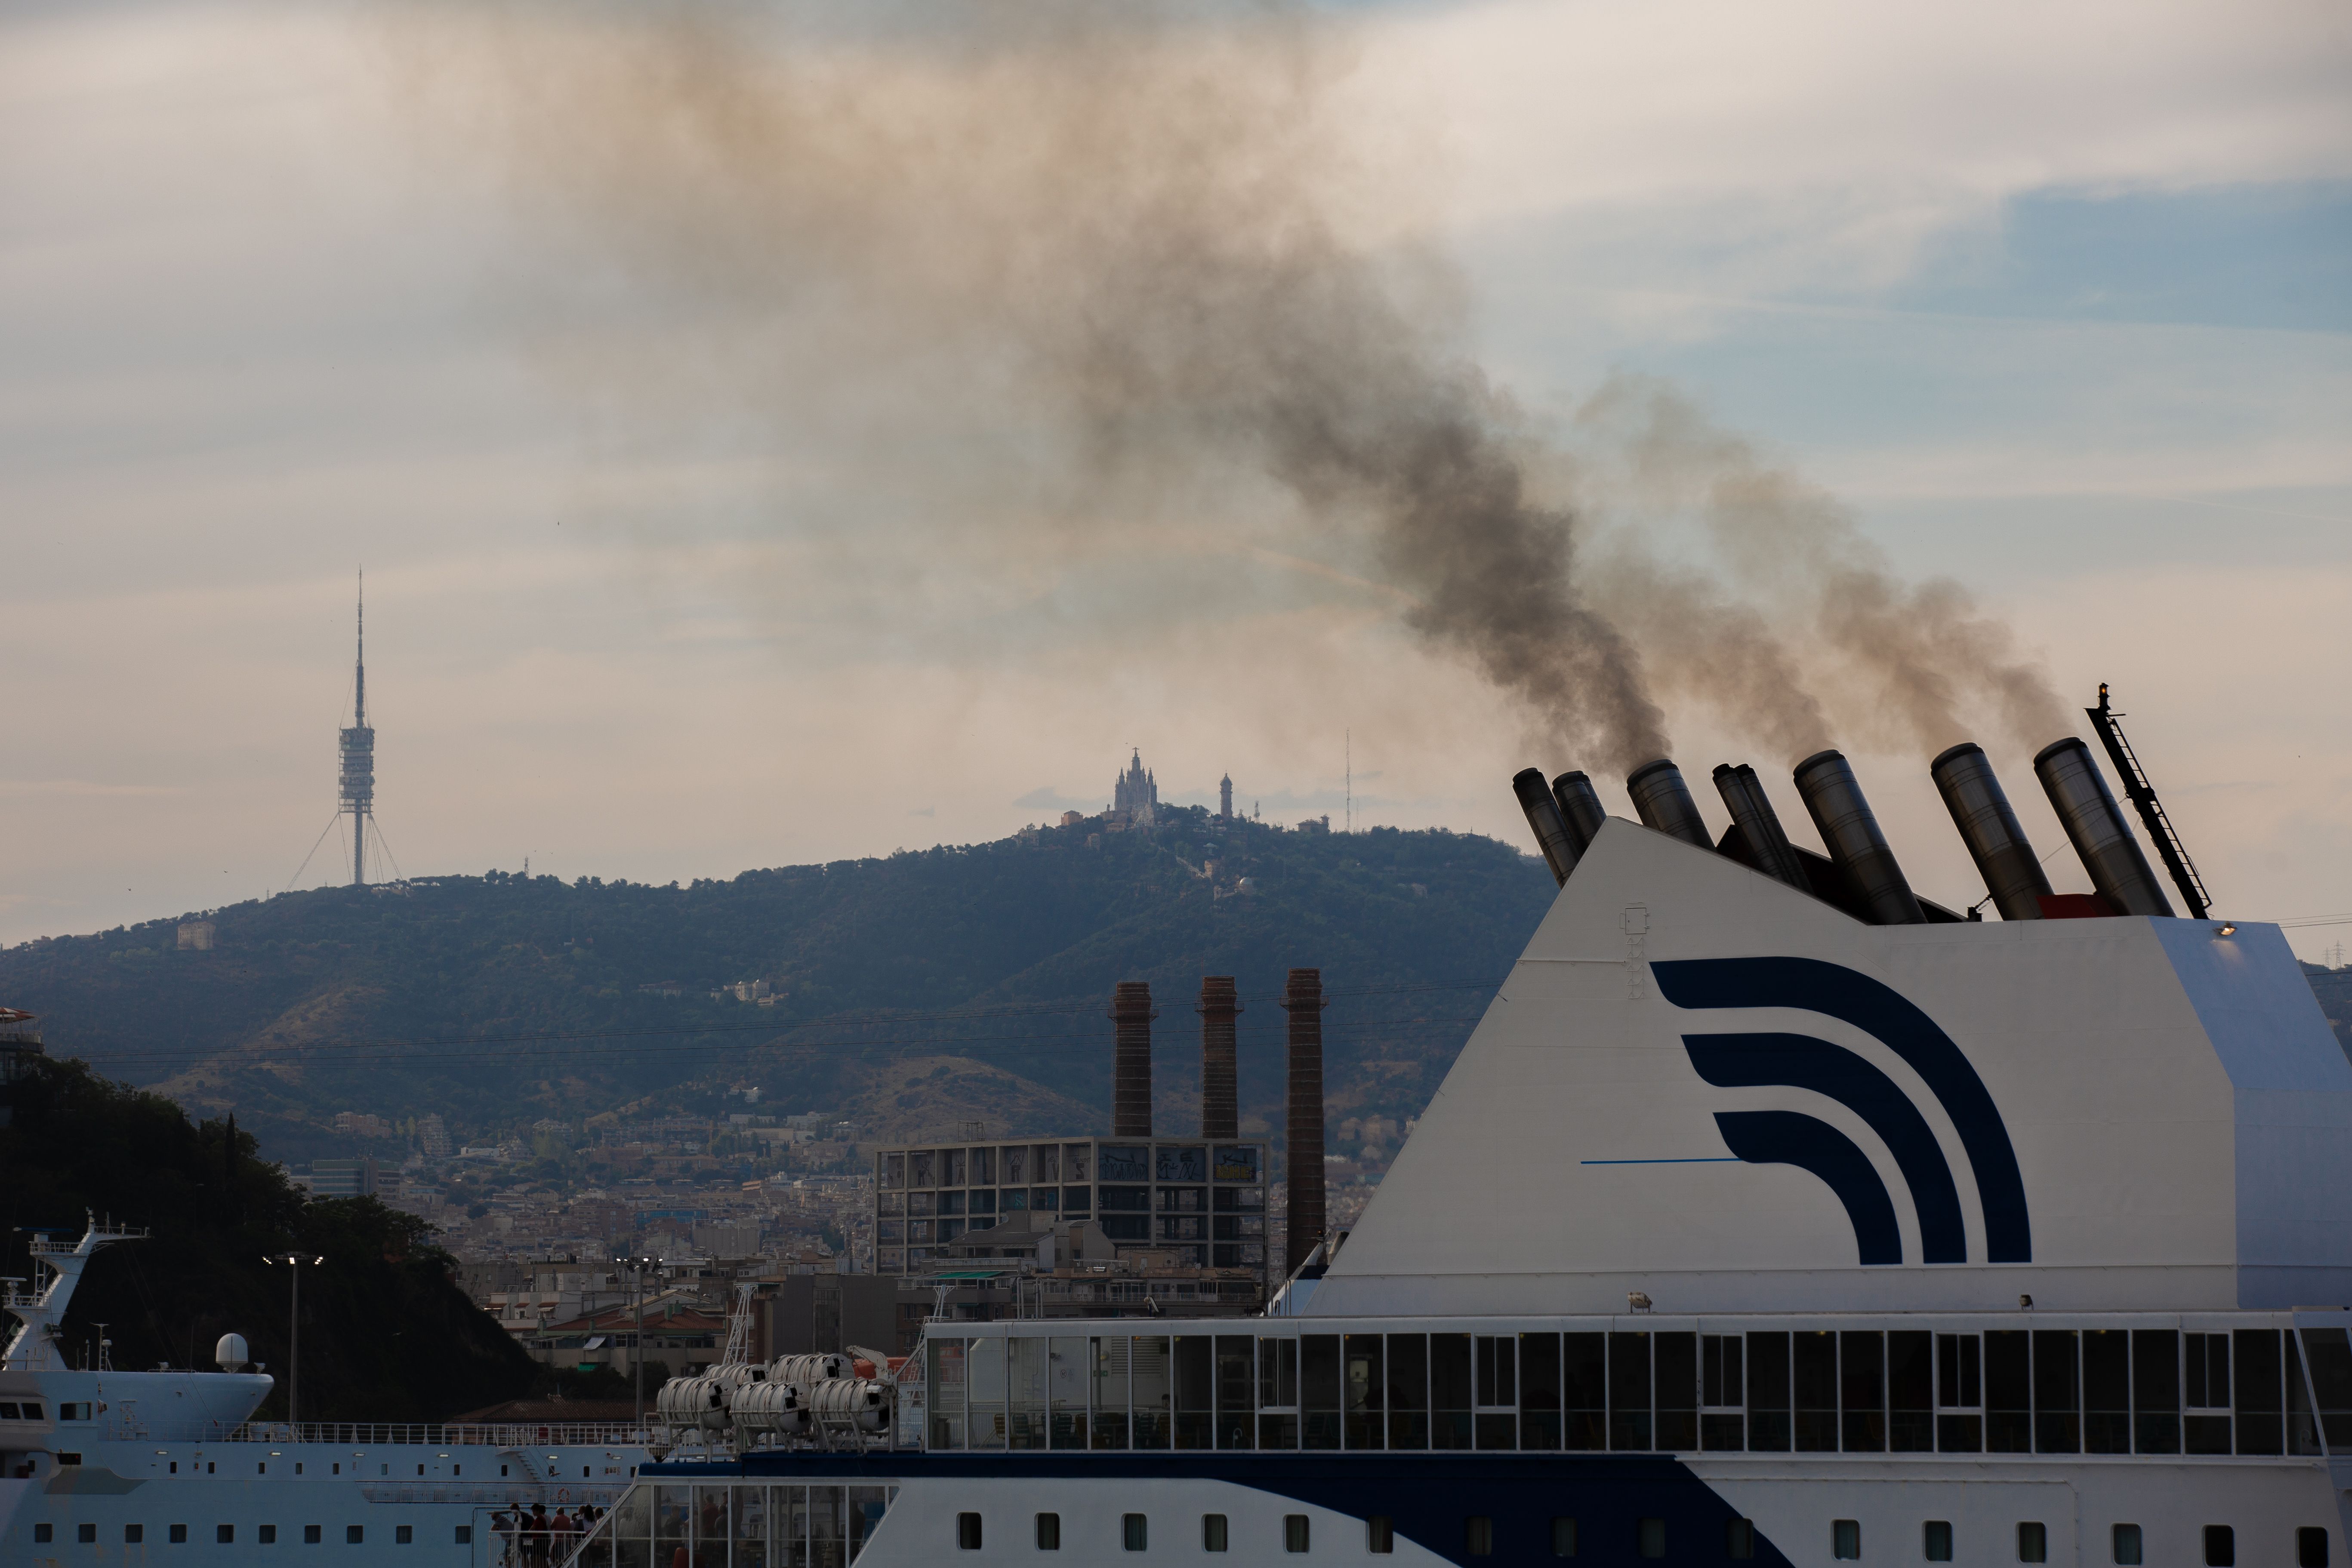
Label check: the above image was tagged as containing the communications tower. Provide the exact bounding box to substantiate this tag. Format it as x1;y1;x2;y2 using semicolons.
339;575;375;886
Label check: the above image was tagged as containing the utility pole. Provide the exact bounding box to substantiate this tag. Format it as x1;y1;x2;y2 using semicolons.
262;1253;323;1427
623;1255;661;1436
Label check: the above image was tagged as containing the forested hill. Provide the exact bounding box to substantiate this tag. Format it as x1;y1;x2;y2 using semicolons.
0;809;1557;1164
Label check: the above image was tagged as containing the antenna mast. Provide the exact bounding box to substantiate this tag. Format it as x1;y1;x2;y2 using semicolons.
339;571;376;887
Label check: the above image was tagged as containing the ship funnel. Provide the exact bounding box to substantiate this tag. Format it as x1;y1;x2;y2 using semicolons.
1625;758;1713;849
1282;969;1328;1278
1930;742;2052;921
1793;750;1926;924
1512;768;1582;886
1712;764;1807;890
1198;977;1240;1142
1110;982;1157;1137
1551;772;1608;856
2032;738;2175;916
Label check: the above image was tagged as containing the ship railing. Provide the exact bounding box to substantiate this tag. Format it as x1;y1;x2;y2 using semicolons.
227;1421;650;1448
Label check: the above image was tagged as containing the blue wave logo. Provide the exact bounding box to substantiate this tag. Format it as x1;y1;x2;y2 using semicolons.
1652;957;2031;1267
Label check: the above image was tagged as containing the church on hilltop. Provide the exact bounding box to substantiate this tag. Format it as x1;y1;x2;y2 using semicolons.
1113;749;1160;827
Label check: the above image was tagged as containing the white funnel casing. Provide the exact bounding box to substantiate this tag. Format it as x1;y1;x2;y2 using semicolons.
1310;819;2352;1318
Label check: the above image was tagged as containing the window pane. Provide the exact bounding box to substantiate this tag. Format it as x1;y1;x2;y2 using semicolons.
1840;1332;1885;1453
2084;1331;2129;1454
2305;1328;2352;1452
2132;1330;2180;1454
1794;1333;1837;1452
1985;1331;2030;1453
1889;1331;1932;1452
1654;1334;1697;1452
1215;1337;1255;1450
1301;1336;1341;1451
1346;1335;1386;1449
2235;1329;2284;1455
1432;1334;1473;1451
968;1337;1007;1450
1049;1336;1090;1450
1608;1333;1652;1451
1173;1337;1214;1451
1565;1334;1607;1451
1131;1337;1172;1450
1388;1334;1429;1451
1091;1337;1130;1450
2033;1331;2079;1454
1009;1337;1048;1451
1745;1333;1790;1453
1520;1334;1563;1451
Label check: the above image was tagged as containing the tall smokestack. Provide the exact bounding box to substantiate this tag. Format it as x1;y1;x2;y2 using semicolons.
1552;772;1607;856
1282;967;1327;1277
1930;742;2052;921
1712;763;1808;890
1793;750;1926;925
1198;976;1240;1141
1511;768;1581;886
2032;738;2175;917
1111;981;1156;1137
1625;758;1713;849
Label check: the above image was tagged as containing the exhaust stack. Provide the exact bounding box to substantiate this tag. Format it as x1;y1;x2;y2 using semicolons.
1712;764;1808;890
1551;772;1608;856
1930;743;2052;921
2032;738;2175;917
1111;981;1156;1137
1512;768;1583;886
1198;977;1240;1142
1793;750;1926;925
1282;968;1327;1278
1625;758;1714;849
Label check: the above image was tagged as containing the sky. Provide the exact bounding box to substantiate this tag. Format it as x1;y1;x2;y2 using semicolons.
0;0;2347;961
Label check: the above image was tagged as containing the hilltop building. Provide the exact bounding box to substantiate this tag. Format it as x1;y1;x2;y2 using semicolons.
1219;773;1233;821
1112;749;1160;827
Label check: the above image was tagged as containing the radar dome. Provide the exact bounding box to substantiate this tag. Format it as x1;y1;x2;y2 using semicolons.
215;1333;250;1372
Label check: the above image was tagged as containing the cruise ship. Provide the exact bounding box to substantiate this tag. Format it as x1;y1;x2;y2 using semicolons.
1;1222;647;1562
560;717;2352;1566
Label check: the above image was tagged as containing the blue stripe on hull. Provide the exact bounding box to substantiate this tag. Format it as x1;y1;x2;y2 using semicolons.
647;1452;1792;1568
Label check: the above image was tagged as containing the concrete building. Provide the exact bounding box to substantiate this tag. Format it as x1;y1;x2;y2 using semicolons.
306;1157;380;1197
873;1135;1269;1300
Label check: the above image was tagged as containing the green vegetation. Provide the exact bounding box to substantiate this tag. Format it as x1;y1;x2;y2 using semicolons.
0;810;1555;1162
0;1055;535;1420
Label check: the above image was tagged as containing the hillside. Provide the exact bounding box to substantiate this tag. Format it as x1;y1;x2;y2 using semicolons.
0;1054;534;1419
0;809;1556;1164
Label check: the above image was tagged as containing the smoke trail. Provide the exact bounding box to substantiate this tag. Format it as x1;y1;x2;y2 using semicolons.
1588;379;2068;755
393;0;2055;773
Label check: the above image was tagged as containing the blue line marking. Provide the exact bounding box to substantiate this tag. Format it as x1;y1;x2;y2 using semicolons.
1579;1157;1744;1164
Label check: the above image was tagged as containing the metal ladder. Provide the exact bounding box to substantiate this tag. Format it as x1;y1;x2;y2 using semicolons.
2087;684;2212;919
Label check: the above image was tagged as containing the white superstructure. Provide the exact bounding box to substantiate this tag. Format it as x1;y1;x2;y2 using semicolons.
0;1222;648;1565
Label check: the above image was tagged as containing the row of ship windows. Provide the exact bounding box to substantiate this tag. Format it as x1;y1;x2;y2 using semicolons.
27;1524;470;1546
946;1514;2332;1565
924;1327;2352;1457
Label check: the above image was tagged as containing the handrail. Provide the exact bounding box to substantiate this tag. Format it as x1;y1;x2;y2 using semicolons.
225;1421;649;1448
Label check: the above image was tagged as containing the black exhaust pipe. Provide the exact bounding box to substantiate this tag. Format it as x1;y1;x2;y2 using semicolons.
1712;763;1808;890
1625;758;1713;849
1793;750;1925;925
1513;768;1582;886
1930;743;2051;921
2032;738;2174;916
